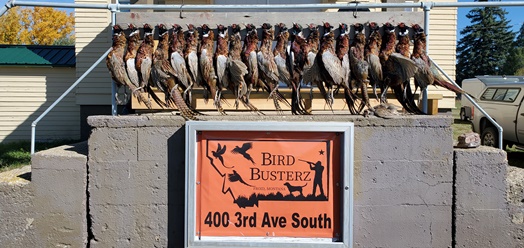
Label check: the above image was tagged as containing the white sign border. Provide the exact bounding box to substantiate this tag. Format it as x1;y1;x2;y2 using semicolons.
185;121;354;248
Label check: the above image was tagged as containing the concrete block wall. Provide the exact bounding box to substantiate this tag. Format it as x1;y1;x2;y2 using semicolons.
86;114;454;247
2;114;520;247
31;142;88;247
0;178;35;247
454;147;524;248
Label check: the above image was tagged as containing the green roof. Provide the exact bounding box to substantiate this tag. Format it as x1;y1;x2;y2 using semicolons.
0;45;75;67
0;46;53;66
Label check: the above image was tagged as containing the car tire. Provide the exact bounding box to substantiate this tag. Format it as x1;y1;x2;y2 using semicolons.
459;107;469;121
481;126;498;148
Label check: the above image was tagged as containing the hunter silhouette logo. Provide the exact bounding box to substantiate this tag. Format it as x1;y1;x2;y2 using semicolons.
196;130;341;238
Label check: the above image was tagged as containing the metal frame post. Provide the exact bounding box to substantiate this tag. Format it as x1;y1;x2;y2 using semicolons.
421;2;432;114
31;48;112;154
110;3;118;116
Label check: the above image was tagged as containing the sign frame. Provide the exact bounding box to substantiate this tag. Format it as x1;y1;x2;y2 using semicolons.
185;121;354;248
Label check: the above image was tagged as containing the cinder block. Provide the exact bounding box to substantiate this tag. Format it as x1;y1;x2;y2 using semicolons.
354;205;451;248
89;127;138;162
455;209;514;248
89;203;168;248
138;127;181;161
354;126;453;162
31;142;88;170
31;142;88;247
454;147;507;210
32;168;86;214
89;161;168;205
0;184;36;247
88;115;141;128
32;212;86;247
354;160;452;206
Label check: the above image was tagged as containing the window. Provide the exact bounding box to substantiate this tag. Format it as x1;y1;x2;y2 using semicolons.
480;88;521;102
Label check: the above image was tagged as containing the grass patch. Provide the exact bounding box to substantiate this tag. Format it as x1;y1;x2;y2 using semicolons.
451;99;473;141
0;140;80;173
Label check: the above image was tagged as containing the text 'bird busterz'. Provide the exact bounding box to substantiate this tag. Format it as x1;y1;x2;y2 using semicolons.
106;22;462;118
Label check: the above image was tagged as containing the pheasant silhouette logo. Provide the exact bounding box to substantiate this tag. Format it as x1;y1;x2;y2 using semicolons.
228;170;253;187
212;143;232;168
231;142;255;164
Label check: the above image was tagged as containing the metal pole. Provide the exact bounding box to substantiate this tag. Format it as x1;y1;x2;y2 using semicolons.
8;0;524;11
0;0;13;17
421;2;432;113
429;57;504;149
111;5;117;116
31;48;112;154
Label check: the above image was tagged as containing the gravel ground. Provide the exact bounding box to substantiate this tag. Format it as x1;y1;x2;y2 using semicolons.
508;166;524;206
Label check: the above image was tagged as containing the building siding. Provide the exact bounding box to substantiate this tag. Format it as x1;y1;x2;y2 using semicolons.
75;0;112;105
0;67;79;142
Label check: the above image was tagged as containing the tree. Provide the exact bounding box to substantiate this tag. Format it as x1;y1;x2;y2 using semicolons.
501;47;524;75
0;6;74;45
456;3;514;85
0;7;24;44
515;23;524;47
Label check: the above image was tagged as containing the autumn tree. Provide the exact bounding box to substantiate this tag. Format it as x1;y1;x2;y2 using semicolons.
0;6;74;45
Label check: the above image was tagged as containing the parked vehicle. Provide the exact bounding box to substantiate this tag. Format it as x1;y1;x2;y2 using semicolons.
461;76;524;149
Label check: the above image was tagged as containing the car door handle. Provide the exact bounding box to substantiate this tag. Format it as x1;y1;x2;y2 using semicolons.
522;113;524;116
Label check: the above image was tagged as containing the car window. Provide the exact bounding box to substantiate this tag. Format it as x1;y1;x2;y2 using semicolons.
480;88;521;102
504;89;520;101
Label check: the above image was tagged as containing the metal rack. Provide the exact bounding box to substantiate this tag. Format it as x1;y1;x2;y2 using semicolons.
0;0;509;152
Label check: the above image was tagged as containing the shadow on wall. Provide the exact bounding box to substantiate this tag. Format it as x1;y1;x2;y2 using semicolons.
167;126;186;247
0;66;79;143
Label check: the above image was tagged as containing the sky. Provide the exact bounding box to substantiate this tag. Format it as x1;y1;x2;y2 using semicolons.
457;0;524;39
1;0;524;39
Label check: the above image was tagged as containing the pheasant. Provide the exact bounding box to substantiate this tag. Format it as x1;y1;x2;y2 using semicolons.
349;22;370;114
273;23;306;115
228;24;257;112
133;23;163;108
241;24;260;105
315;22;347;110
365;22;384;103
184;24;201;99
379;22;420;114
214;24;230;113
199;24;221;113
150;24;197;119
258;23;290;113
106;24;151;108
411;24;463;96
395;22;424;114
169;24;193;105
124;24;141;89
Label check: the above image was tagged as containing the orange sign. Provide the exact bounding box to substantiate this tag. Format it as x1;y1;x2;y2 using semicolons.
196;131;341;239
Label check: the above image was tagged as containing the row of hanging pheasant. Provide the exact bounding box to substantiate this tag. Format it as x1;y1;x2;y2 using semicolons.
105;22;462;120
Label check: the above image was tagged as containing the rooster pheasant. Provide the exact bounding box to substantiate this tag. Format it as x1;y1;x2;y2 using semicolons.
106;24;151;109
395;22;424;114
411;24;463;97
150;24;197;119
228;24;258;112
258;23;290;113
379;22;419;114
242;24;260;105
199;24;222;113
349;23;370;114
169;24;193;105
365;22;384;103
